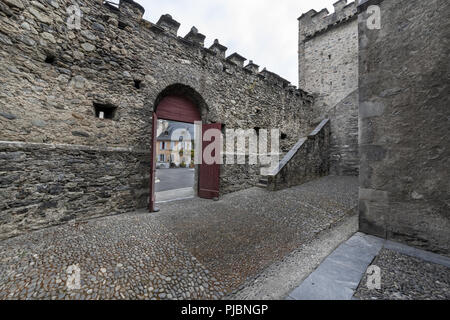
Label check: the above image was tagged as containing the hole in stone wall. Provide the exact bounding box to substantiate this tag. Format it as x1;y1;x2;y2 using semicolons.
94;102;117;120
118;21;127;30
280;133;287;140
328;54;332;60
254;127;261;136
45;55;56;65
134;80;142;89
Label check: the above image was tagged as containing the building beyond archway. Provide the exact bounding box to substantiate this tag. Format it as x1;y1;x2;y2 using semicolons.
149;85;220;212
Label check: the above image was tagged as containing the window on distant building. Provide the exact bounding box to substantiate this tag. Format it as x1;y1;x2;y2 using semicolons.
160;142;166;150
159;154;165;162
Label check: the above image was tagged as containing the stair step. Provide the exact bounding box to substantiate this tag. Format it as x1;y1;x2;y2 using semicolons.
256;183;268;189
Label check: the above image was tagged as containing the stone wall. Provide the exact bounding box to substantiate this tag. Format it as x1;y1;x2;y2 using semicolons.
0;0;314;237
329;89;359;176
0;141;149;239
298;0;359;176
267;119;330;191
358;0;450;254
0;0;312;149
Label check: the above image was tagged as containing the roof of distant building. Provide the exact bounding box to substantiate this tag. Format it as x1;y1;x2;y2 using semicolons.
157;122;195;141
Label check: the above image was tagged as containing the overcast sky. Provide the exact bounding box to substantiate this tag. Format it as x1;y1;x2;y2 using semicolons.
138;0;338;86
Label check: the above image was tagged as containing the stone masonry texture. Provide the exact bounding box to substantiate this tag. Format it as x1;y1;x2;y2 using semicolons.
0;0;314;238
358;0;450;254
0;141;149;239
268;120;331;191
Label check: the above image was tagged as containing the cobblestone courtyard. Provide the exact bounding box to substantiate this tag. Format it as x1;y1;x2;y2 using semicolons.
0;176;358;300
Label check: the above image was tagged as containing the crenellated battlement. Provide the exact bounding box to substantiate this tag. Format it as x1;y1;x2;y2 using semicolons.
298;0;358;42
102;0;300;91
156;14;180;36
118;0;145;20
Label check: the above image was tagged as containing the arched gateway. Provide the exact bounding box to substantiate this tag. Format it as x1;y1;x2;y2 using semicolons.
149;86;221;212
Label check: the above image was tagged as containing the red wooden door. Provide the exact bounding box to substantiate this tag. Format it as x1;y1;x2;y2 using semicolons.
199;123;222;199
156;96;201;124
149;112;158;212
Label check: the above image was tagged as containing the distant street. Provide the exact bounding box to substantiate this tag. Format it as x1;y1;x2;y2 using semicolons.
156;168;195;192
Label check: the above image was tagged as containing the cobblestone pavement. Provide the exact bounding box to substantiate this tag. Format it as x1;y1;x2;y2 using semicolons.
0;176;358;300
354;249;450;300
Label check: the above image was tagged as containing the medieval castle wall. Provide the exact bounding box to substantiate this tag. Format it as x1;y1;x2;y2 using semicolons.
0;0;314;238
298;0;359;176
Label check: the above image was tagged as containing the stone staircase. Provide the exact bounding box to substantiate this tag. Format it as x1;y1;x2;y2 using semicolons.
257;176;269;189
256;119;330;191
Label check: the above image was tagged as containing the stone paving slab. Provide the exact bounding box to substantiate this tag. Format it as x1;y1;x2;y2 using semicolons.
287;235;382;300
345;232;385;251
290;272;355;300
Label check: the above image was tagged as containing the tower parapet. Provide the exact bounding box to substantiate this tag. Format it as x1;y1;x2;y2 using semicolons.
209;39;228;59
156;14;180;36
245;61;259;74
227;53;246;67
119;0;145;21
298;0;357;42
184;27;206;47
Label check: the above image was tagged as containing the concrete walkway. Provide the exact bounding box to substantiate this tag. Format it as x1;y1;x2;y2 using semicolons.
0;176;358;300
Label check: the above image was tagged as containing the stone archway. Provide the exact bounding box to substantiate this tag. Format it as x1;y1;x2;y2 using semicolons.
154;83;209;121
149;84;220;212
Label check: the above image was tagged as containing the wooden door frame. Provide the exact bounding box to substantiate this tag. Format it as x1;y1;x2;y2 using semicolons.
198;123;222;199
149;112;158;212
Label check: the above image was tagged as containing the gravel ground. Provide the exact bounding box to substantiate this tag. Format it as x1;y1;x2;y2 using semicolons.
0;176;358;300
354;249;450;300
